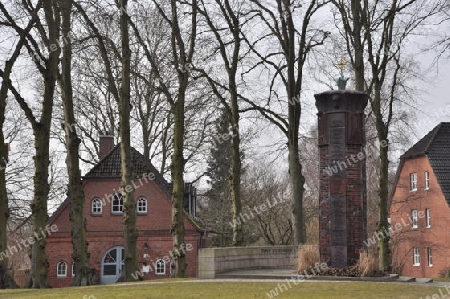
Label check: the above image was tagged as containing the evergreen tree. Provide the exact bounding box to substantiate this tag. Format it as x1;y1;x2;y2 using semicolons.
202;109;233;246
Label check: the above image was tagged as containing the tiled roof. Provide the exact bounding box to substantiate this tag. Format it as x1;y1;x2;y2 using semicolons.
80;144;205;230
401;122;450;203
83;144;170;194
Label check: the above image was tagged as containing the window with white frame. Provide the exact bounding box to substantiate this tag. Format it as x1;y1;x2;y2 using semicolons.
156;259;165;275
57;261;67;277
410;173;417;191
91;197;102;215
111;192;123;214
412;209;418;229
136;197;147;214
426;208;431;228
413;247;420;266
425;171;430;190
427;247;433;267
72;262;76;277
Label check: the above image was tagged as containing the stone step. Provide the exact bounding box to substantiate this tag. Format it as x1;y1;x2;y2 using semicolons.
415;277;434;283
398;276;416;282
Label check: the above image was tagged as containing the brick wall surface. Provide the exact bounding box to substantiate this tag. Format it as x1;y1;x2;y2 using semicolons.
316;91;368;268
390;156;450;278
46;176;203;287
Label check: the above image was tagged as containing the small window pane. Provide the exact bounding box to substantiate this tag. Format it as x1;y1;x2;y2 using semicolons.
425;171;430;189
92;198;102;214
112;193;123;213
413;247;420;266
410;173;417;191
103;265;117;275
137;197;147;214
103;249;117;263
428;247;433;266
156;259;165;275
412;209;418;228
57;261;67;277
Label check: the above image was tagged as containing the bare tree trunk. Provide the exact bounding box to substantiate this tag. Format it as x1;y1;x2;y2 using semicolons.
167;0;197;277
230;88;242;246
30;0;60;287
377;134;391;271
58;0;92;286
0;60;18;291
0;0;56;288
0;1;41;288
119;0;138;281
170;97;186;277
30;129;51;288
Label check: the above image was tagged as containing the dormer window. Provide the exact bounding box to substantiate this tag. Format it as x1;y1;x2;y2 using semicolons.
92;198;102;215
410;173;417;191
111;192;123;214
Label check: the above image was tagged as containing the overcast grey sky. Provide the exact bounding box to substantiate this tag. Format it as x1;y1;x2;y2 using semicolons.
416;59;450;138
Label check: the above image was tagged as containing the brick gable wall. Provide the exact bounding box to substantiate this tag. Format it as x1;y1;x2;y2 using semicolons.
46;176;203;287
390;156;450;277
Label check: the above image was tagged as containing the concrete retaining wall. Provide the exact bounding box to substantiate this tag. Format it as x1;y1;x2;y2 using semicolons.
198;246;298;278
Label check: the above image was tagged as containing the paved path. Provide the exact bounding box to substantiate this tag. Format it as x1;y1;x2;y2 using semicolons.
109;269;450;288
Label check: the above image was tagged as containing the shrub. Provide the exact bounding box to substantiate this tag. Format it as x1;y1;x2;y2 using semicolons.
356;250;379;277
297;245;320;273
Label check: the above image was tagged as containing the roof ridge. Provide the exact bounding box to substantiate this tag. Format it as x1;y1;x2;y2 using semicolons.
401;123;442;159
423;123;443;154
399;122;450;205
83;143;121;177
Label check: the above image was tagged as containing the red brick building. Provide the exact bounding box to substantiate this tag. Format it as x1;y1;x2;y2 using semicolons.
46;135;206;287
390;122;450;277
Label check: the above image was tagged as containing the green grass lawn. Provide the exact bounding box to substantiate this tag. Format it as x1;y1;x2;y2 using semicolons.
0;280;442;299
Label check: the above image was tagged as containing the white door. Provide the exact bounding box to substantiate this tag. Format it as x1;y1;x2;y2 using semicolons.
100;246;124;284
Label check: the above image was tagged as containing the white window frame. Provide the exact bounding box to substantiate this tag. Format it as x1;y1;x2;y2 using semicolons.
410;173;417;191
425;171;430;190
57;261;67;277
425;208;431;228
427;247;433;267
136;197;147;214
111;192;123;214
413;247;420;266
412;209;418;229
156;259;165;275
91;198;102;215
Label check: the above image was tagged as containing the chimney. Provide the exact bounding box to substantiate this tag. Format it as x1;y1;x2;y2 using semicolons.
99;132;114;160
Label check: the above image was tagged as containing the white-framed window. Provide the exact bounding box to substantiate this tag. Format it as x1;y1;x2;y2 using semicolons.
425;171;430;190
410;173;417;191
111;192;123;214
427;247;433;267
57;261;67;277
412;209;418;229
413;247;420;266
91;197;102;215
425;208;431;228
156;259;165;275
137;197;147;214
72;262;76;277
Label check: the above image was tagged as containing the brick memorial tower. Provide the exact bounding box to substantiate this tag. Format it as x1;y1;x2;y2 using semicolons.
315;74;368;268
